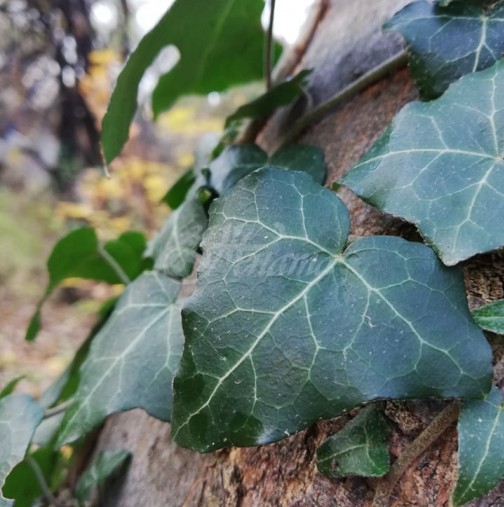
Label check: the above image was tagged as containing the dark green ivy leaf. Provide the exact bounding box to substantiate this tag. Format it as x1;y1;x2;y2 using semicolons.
453;387;504;505
102;0;272;164
225;70;311;127
3;447;59;507
472;299;504;334
0;394;44;505
171;168;492;452
26;229;148;341
76;449;131;504
57;272;184;446
317;405;390;478
385;0;504;99
269;145;327;184
209;144;326;195
342;60;504;266
147;197;208;279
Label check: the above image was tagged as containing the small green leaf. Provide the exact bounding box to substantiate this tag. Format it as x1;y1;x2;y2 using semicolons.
385;0;504;99
102;0;272;163
147;198;208;279
209;144;327;195
341;60;504;266
172;168;492;452
57;272;183;446
472;300;504;333
453;387;504;505
209;145;268;195
270;145;326;184
225;70;311;127
3;447;59;507
162;169;196;209
317;405;390;478
76;449;130;504
0;378;25;399
26;229;148;341
0;394;44;505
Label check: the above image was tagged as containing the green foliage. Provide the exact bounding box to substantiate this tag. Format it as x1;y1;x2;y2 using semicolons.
0;378;25;399
148;197;207;278
101;0;274;163
171;168;491;452
3;447;59;507
162;168;196;209
385;0;504;99
225;69;311;127
0;395;44;505
57;272;183;446
472;299;504;334
75;449;130;504
5;1;504;504
27;228;149;341
208;143;326;195
342;59;504;266
453;387;504;505
317;405;390;478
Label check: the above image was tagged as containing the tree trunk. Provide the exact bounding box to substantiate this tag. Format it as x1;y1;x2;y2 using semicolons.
93;1;504;505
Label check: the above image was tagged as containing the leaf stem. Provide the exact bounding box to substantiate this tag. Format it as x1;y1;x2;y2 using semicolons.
44;400;72;419
26;454;65;507
372;401;460;507
97;243;131;285
264;0;277;91
275;50;408;151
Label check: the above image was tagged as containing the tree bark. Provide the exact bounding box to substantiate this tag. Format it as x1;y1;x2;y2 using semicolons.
93;1;504;505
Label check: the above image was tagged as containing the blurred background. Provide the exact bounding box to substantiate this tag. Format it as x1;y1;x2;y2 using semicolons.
0;0;314;396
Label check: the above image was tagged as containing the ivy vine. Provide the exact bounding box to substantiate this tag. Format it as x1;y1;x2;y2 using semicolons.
3;0;504;506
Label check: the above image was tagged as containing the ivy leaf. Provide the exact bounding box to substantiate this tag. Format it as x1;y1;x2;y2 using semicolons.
209;145;268;195
341;60;504;266
385;0;504;100
171;168;492;452
101;0;271;164
147;198;208;279
76;450;131;503
0;394;44;505
270;145;327;185
225;70;311;127
472;300;504;334
209;144;326;195
56;272;183;446
26;229;149;341
317;405;390;478
453;387;504;505
3;447;59;507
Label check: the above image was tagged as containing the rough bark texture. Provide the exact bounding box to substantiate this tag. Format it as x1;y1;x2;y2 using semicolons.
93;1;504;505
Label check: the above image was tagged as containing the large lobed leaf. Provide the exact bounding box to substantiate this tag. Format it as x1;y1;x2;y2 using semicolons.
101;0;269;163
0;395;44;505
317;405;390;478
453;387;504;505
171;168;492;452
386;0;504;100
342;60;504;266
57;272;184;446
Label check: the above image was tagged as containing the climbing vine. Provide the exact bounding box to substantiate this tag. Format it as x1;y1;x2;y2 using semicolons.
2;0;504;505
